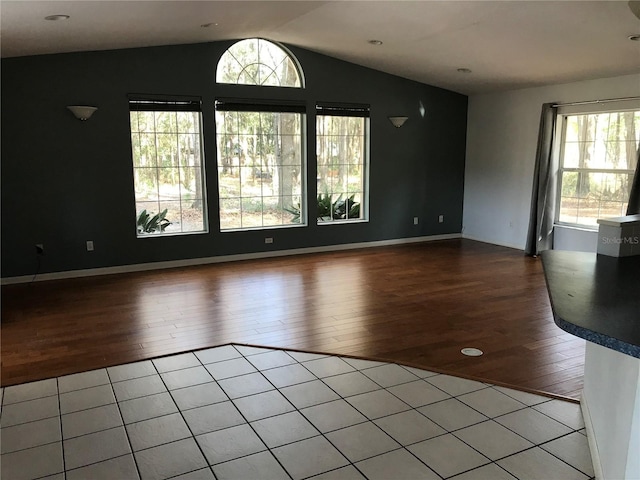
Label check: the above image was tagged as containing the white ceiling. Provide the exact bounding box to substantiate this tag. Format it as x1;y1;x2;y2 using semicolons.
1;1;639;95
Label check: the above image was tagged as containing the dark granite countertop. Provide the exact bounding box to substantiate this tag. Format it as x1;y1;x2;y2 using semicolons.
541;250;640;358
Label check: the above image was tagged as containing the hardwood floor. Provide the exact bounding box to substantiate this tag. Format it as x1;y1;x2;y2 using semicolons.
0;239;585;399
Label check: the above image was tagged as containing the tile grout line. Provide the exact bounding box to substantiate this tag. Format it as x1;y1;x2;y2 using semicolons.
309;358;486;477
163;346;295;479
288;351;590;480
227;346;327;479
105;364;145;480
56;377;67;479
292;354;444;479
151;352;218;480
1;344;593;480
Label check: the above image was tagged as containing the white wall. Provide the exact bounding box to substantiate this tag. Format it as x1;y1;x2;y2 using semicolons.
463;74;640;250
554;226;598;253
582;342;640;480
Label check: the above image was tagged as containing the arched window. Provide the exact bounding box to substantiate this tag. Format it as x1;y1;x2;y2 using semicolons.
216;38;303;88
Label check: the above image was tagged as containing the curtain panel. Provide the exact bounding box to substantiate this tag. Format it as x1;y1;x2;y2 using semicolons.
525;103;558;256
627;147;640;215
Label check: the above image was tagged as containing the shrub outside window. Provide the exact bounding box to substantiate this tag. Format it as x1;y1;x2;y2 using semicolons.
557;110;639;227
316;103;370;223
129;98;208;236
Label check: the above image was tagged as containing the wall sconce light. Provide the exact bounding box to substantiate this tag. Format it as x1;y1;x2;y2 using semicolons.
67;105;98;121
388;116;408;128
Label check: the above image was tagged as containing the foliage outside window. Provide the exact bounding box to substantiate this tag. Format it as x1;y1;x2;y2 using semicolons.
557;110;639;227
129;99;207;236
216;38;302;88
215;103;305;230
316;104;369;223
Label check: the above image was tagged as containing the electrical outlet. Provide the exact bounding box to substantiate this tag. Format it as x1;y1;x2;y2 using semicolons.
413;217;419;225
438;215;444;223
86;240;94;251
265;237;273;244
35;244;44;255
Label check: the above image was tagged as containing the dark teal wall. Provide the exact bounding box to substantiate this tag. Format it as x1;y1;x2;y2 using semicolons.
1;41;467;278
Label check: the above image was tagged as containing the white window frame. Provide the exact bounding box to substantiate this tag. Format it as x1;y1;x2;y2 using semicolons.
315;103;370;225
214;100;307;231
554;102;640;230
129;97;209;237
216;38;304;88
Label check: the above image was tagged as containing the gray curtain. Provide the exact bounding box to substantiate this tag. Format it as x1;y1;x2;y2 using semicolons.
525;103;558;256
627;147;640;215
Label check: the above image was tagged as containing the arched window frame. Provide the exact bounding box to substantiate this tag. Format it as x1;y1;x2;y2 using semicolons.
216;38;305;88
214;39;307;231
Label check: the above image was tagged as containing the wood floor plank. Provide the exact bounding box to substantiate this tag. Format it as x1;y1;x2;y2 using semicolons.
1;239;585;398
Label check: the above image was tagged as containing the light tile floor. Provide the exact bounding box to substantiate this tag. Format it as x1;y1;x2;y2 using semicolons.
0;344;595;480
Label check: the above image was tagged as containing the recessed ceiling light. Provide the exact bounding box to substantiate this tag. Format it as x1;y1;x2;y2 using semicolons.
44;14;70;21
461;347;483;356
457;68;472;74
200;22;218;28
629;34;640;41
368;40;383;46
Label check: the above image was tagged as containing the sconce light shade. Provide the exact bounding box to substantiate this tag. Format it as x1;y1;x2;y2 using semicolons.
67;105;98;121
388;116;408;128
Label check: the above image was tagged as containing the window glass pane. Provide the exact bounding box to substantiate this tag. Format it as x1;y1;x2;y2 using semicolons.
134;112;155;134
315;114;368;223
220;198;241;230
558;110;639;227
559;171;632;227
215;110;305;231
279;166;301;196
216;38;302;87
218;167;241;198
180;197;205;233
178;133;201;167
158;199;183;233
136;201;160;217
561;142;580;169
134;133;158;168
177;111;198;133
155;111;177;133
134;168;158;201
180;167;203;201
241;197;264;228
130;110;207;236
155;134;178;168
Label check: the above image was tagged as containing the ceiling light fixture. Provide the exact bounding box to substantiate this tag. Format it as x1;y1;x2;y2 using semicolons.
457;68;472;74
368;40;383;46
629;34;640;41
44;14;70;21
200;23;218;28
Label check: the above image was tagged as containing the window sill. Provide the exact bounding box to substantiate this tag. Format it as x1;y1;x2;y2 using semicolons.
553;224;598;233
137;229;209;239
221;224;307;233
317;219;369;226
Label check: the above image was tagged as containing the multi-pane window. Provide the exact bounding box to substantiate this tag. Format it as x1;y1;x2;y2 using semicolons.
129;98;207;236
557;110;640;227
215;101;305;230
216;38;302;88
316;104;369;223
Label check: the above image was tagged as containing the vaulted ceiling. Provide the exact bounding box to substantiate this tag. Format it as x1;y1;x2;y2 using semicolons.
1;1;639;94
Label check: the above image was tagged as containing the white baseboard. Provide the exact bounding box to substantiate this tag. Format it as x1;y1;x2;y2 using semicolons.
461;233;524;251
581;395;603;480
2;233;461;285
